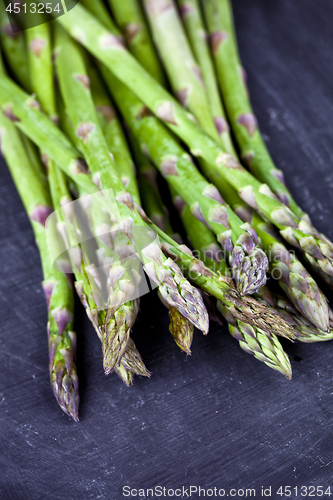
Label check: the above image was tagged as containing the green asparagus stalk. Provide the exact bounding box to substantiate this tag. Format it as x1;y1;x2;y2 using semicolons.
19;17;143;383
100;67;268;295
1;27;79;420
54;5;333;288
202;0;306;218
53;25;209;337
84;60;149;378
56;96;147;383
133;137;195;354
0;76;95;194
0;111;79;420
25;23;57;122
157;0;330;334
180;196;333;344
176;0;235;155
143;0;221;144
133;131;211;347
135;148;175;239
88;56;203;357
75;0;235;314
107;0;166;85
87;60;140;205
75;183;150;379
202;0;333;287
256;287;333;344
0;3;31;91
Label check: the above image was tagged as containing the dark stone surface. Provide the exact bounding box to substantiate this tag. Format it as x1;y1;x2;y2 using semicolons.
1;1;333;499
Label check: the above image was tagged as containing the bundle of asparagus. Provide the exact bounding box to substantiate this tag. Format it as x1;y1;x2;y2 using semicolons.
0;0;332;421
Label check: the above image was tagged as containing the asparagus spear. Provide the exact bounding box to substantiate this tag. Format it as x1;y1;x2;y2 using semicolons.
54;5;333;288
55;30;145;373
0;110;79;420
0;3;31;91
169;0;330;331
202;0;333;289
107;0;166;85
201;0;305;217
47;138;149;382
140;218;294;338
80;0;257;308
1;32;79;420
53;25;209;336
100;67;268;295
133;0;264;295
141;0;249;268
143;0;221;143
84;60;148;378
55;64;290;346
176;0;235;155
55;96;146;383
219;302;292;379
133;137;195;354
16;12;144;382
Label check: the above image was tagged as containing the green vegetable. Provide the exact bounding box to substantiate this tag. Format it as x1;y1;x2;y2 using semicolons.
176;0;236;155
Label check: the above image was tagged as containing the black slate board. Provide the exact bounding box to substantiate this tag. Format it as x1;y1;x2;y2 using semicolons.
1;1;333;499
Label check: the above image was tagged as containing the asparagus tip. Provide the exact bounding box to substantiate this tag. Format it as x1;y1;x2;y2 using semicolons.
169;306;194;355
230;246;268;296
51;369;79;422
